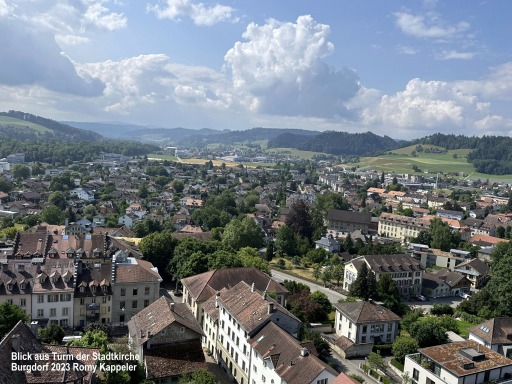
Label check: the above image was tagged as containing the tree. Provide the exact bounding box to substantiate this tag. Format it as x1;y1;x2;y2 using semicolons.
172;179;185;193
392;336;419;364
367;351;386;373
313;264;322;282
48;191;67;211
132;218;163;237
310;291;332;314
275;225;296;256
222;216;265;250
0;176;13;193
237;247;271;275
12;164;30;180
0;301;28;339
349;262;377;301
40;205;64;225
300;326;331;359
343;233;354;253
179;369;217;384
285;200;313;240
192;206;231;230
38;323;65;344
265;241;275;261
409;317;449;347
305;248;329;264
429;218;452;251
139;232;178;277
331;264;344;286
377;273;400;304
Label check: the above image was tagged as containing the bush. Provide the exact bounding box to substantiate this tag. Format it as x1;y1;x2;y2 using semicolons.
454;310;484;324
390;358;404;371
373;343;393;356
431;304;454;316
349;374;365;383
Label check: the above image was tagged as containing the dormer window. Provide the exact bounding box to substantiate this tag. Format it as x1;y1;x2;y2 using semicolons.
20;283;25;290
80;286;85;293
91;285;96;293
7;284;12;291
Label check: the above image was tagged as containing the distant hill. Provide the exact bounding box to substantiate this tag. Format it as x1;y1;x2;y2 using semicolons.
64;121;223;143
0;111;102;141
268;131;401;156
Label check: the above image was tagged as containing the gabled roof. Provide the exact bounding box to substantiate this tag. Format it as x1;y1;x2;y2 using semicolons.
326;209;372;225
219;281;300;334
333;300;401;324
250;322;337;384
456;258;489;275
181;267;287;303
469;317;512;345
128;296;203;347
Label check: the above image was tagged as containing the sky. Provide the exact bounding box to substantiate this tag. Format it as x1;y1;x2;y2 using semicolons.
1;0;512;140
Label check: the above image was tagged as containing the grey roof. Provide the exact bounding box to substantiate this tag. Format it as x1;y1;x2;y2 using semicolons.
333;300;401;324
326;209;372;225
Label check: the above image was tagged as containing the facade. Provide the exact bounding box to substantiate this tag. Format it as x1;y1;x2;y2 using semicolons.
408;245;471;271
204;281;301;384
454;258;489;289
343;254;424;297
422;270;471;298
469;318;512;358
378;212;430;241
331;301;401;357
325;209;372;236
314;235;341;253
110;250;162;327
181;267;288;324
404;340;512;384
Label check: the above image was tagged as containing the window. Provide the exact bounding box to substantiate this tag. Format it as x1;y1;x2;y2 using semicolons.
60;293;71;302
62;307;69;316
133;288;138;296
362;325;367;333
144;300;149;307
317;379;328;384
37;295;44;303
20;299;26;307
50;308;56;317
80;298;85;305
37;309;44;317
262;375;266;382
120;288;126;296
102;297;107;303
253;365;257;373
120;314;125;322
7;299;12;305
145;286;150;295
413;368;419;380
120;301;125;310
132;300;137;309
388;323;393;332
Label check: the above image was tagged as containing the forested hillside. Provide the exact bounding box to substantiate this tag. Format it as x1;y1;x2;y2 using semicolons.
268;131;400;156
410;133;512;174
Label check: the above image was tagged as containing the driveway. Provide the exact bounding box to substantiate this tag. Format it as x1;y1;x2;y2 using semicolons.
271;269;346;304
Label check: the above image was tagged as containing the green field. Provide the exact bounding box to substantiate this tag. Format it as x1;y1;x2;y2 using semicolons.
148;154;274;168
0;116;53;134
346;145;512;181
266;147;331;160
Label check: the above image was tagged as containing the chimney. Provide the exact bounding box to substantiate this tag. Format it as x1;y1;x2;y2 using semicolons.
215;291;220;308
300;348;309;357
268;303;274;314
170;302;175;311
11;334;20;352
251;282;255;292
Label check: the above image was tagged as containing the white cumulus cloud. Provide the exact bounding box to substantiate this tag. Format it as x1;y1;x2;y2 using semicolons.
394;11;470;39
148;0;238;26
437;50;476;60
223;15;360;118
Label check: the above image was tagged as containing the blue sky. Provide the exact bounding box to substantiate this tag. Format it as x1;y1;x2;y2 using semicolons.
1;0;511;139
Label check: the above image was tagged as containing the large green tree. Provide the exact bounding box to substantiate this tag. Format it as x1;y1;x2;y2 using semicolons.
392;336;419;364
179;369;217;384
222;216;265;250
40;205;64;225
429;218;452;251
0;301;28;339
285;200;313;240
409;317;449;347
139;232;178;277
275;225;297;256
349;262;377;301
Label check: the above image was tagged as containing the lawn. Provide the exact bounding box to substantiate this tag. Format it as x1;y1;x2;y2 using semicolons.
346;144;512;181
455;319;475;338
0;116;53;134
266;147;332;160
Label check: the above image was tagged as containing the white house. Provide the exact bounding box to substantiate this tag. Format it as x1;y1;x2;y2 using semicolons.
70;187;95;202
468;318;512;359
404;340;512;384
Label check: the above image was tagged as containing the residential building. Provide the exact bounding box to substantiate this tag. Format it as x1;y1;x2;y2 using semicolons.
408;245;471;271
378;212;430;242
128;297;206;382
404;340;512;384
330;300;401;357
110;250;162;326
325;209;372;236
454;258;489;289
422;270;472;298
343;254;424;297
314;235;341;253
70;187;95;202
469;318;512;358
181;267;288;324
211;281;301;384
249;321;338;384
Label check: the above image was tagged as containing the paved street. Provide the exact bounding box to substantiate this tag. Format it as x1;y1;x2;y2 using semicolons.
271;269;347;303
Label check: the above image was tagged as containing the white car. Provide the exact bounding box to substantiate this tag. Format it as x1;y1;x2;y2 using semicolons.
417;295;426;301
460;292;471;299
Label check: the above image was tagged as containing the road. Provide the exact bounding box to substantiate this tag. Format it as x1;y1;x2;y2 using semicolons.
271;269;347;304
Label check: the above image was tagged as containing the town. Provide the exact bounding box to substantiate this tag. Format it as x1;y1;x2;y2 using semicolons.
0;142;512;384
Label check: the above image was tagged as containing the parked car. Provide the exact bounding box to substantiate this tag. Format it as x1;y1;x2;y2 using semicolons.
416;295;426;301
459;292;471;299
